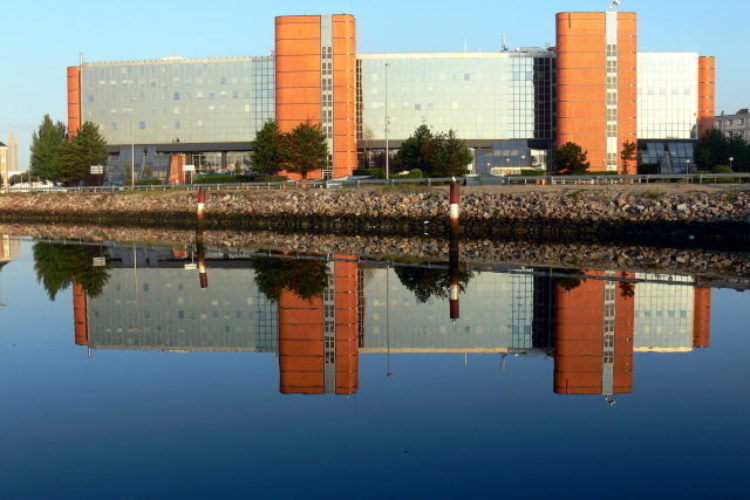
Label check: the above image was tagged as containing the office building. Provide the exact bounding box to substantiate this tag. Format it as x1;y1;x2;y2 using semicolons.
67;8;714;180
0;141;7;187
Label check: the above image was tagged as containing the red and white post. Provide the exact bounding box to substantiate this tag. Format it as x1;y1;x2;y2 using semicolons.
449;178;460;233
197;188;207;221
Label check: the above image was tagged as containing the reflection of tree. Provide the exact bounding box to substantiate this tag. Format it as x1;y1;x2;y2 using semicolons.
252;255;329;302
33;243;111;300
553;268;584;292
394;265;474;303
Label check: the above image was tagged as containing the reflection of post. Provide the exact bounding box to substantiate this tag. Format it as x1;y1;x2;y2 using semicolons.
72;280;89;345
693;280;712;348
449;229;460;320
196;232;208;289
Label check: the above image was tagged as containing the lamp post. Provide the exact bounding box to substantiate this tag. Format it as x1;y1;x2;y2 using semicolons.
686;159;692;175
130;97;137;188
384;61;390;180
729;156;735;170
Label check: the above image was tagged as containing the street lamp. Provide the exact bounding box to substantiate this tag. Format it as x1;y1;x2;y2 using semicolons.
686;159;692;175
130;97;137;188
729;156;735;170
384;61;390;180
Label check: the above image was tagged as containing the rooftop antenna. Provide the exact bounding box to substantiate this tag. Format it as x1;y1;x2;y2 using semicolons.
610;0;621;10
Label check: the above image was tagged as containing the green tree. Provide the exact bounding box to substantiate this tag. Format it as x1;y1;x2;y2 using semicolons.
394;264;473;304
251;120;288;175
620;140;638;175
30;115;66;181
285;122;328;179
33;243;111;300
697;128;728;171
54;121;109;185
393;124;434;173
553;142;590;175
430;130;472;177
252;254;329;302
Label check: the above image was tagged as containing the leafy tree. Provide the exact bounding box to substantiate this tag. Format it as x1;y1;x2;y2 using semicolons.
394;264;473;304
553;142;590;175
30;115;66;180
53;121;108;185
430;130;472;177
620;140;638;175
285;122;328;179
252;255;329;302
251;120;288;175
33;243;111;300
393;124;434;173
697;128;727;171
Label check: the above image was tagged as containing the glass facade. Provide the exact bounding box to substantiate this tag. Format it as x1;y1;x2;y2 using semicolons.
361;267;540;353
637;53;699;139
634;274;695;352
82;56;275;145
358;51;554;142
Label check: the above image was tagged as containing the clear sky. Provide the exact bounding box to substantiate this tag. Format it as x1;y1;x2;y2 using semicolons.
0;0;747;171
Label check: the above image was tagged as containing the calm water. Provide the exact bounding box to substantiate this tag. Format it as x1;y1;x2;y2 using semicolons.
0;235;749;499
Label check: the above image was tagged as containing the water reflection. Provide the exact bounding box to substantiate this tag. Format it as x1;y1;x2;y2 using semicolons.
11;236;725;402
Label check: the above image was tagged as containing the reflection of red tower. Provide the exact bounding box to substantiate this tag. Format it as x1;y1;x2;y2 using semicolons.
554;271;634;396
72;281;89;346
693;284;712;348
278;256;360;395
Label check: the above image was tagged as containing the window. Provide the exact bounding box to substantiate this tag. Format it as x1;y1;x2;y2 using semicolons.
173;92;180;100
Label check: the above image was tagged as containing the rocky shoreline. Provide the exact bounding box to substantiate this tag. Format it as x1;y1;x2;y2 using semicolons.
1;185;750;247
3;221;750;281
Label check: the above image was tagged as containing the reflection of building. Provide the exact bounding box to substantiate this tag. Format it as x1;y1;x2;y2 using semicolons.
72;246;714;398
279;257;361;394
0;235;22;267
68;8;714;180
362;266;549;354
634;274;712;352
553;272;635;397
79;246;278;352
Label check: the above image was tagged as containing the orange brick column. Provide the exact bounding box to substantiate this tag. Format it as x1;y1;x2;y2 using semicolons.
333;257;360;395
278;291;326;394
698;56;716;138
556;12;637;173
72;281;89;346
67;66;82;138
693;285;712;348
275;14;357;179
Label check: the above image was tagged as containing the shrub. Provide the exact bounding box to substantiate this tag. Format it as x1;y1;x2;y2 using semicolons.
712;165;732;174
194;174;257;184
394;169;424;179
256;175;289;183
135;179;163;185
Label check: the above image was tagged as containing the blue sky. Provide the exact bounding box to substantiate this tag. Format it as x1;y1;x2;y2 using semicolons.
1;0;747;170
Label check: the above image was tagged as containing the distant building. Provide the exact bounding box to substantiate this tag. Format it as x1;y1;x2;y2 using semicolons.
715;109;750;141
67;8;715;181
0;141;7;187
6;133;18;178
